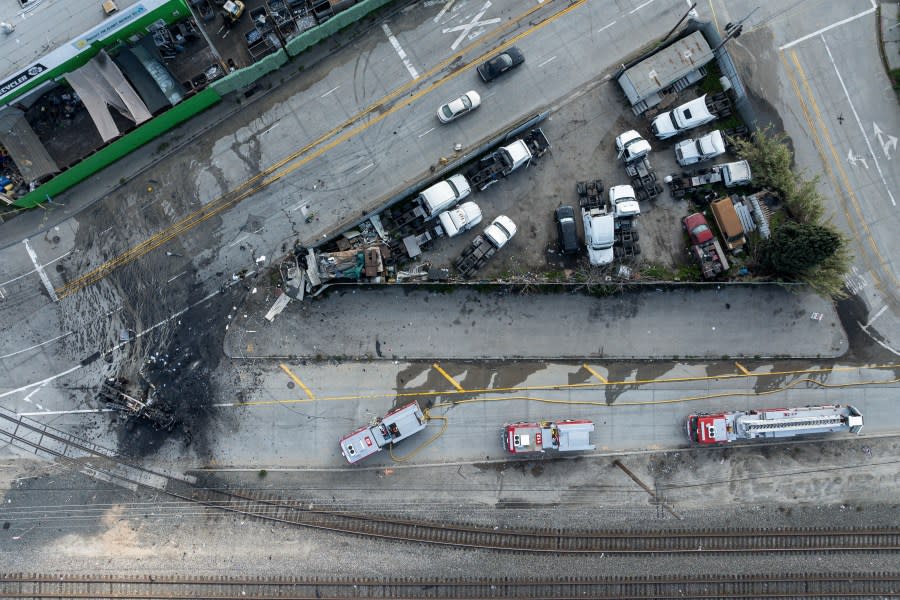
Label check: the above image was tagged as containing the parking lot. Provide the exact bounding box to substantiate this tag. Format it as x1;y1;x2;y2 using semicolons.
389;73;738;282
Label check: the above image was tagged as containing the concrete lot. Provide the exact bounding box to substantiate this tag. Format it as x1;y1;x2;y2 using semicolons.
226;284;847;360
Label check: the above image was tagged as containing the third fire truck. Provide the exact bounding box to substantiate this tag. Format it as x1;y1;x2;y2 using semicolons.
687;404;863;445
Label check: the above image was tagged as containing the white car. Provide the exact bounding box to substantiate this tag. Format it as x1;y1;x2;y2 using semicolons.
437;91;481;123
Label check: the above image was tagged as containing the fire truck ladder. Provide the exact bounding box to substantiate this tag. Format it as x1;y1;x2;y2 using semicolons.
741;415;845;433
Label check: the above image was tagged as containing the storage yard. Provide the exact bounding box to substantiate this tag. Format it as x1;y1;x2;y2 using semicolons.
0;0;899;595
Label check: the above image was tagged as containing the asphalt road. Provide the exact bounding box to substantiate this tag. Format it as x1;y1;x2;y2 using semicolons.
4;359;894;471
715;0;900;354
0;0;719;412
0;0;895;456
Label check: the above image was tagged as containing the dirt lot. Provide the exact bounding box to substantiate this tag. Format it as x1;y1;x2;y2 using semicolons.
412;75;734;282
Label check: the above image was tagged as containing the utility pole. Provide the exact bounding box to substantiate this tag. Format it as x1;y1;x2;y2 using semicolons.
659;2;697;46
714;8;759;52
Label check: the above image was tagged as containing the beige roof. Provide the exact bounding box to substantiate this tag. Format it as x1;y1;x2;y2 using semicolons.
0;0;142;82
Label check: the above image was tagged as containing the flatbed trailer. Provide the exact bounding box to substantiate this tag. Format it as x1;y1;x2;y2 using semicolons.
690;239;729;278
624;157;662;202
454;234;498;278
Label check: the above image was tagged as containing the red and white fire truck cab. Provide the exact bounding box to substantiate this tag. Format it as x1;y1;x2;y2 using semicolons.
339;401;427;464
504;420;595;454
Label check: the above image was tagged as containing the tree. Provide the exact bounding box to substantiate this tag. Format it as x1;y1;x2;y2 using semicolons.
731;127;822;224
762;221;842;276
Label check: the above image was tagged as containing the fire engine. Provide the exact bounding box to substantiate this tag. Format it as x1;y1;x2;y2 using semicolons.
504;420;595;454
340;401;428;464
687;404;863;445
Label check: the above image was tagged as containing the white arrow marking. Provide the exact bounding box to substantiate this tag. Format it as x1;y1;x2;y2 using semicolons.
872;122;898;160
846;148;868;170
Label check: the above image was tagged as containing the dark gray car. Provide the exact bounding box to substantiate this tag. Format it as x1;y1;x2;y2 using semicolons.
554;205;579;255
477;46;525;82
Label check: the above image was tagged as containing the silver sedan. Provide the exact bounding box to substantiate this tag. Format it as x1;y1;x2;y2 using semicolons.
437;91;482;123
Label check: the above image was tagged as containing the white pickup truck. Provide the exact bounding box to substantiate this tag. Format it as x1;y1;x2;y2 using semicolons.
437;201;483;237
674;130;726;166
615;130;652;163
718;159;752;187
608;184;641;219
417;174;472;218
467;128;551;191
454;215;517;278
583;207;615;266
651;94;718;140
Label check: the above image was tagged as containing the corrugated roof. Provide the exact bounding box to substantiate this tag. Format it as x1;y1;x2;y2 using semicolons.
618;31;714;105
0;0;143;83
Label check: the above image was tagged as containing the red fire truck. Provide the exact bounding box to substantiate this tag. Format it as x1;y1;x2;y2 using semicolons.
339;401;428;464
687;404;863;445
504;420;595;454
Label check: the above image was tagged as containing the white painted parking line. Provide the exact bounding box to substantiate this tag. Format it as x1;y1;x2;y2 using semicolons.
382;23;420;80
321;85;340;98
0;331;75;360
18;408;116;416
442;1;501;51
432;0;455;22
779;6;876;50
821;36;896;207
167;271;187;284
864;305;888;328
354;162;375;174
418;127;435;138
597;21;616;33
0;250;70;287
538;55;557;68
22;239;58;303
628;0;655;15
0;364;81;400
260;123;280;136
228;234;249;247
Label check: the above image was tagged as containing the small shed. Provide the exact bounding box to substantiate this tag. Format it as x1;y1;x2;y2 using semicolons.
617;31;714;113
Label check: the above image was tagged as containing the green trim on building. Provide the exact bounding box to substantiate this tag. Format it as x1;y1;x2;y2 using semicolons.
285;0;395;57
0;0;192;108
15;87;221;208
14;0;401;208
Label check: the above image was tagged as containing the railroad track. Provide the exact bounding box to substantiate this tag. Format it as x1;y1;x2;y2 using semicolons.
2;572;899;599
4;406;900;555
191;485;900;553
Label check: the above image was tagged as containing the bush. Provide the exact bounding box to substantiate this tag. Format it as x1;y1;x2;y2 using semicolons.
732;127;853;298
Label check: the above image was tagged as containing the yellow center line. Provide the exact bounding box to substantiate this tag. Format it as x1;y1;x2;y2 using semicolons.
224;363;900;408
279;363;315;400
786;50;896;289
55;0;584;299
231;374;900;411
582;363;608;383
431;362;465;392
707;0;721;35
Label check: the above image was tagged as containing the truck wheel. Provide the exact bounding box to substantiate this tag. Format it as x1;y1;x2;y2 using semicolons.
634;243;642;255
631;231;640;242
614;246;623;258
